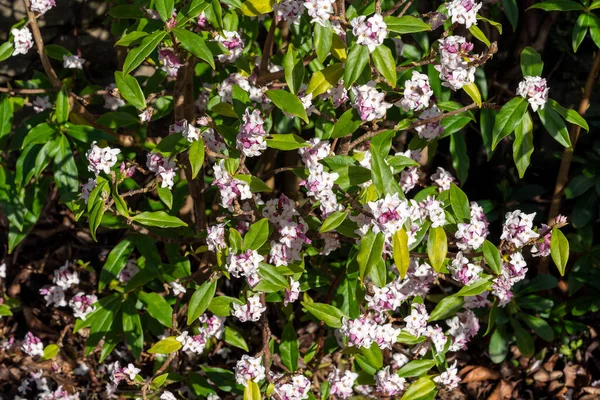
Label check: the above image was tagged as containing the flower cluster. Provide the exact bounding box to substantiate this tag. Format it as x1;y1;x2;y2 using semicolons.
492;252;528;306
63;54;85;70
21;332;44;357
30;0;56;14
350;13;387;52
448;251;482;285
431;166;456;192
86;142;121;176
376;366;406;396
176;314;225;355
321;81;349;108
455;201;489;250
234;355;266;386
12;27;33;56
517;76;549;111
227;249;264;287
415;105;444;140
399;71;434;112
32;96;52;113
447;309;480;351
237;108;267;157
107;361;141;395
217;31;244;63
304;0;335;26
212;159;253;209
232;294;267;322
207;223;227;252
146;152;178;190
103;83;125;110
445;0;482;29
435;36;476;90
341;314;402;349
170;119;201;142
328;368;358;399
274;0;304;25
434;361;461;389
274;375;311;400
158;48;184;77
352;81;392;121
299;139;342;217
500;210;539;248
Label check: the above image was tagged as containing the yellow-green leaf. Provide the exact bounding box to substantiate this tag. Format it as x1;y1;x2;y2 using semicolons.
427;226;447;272
244;380;262;400
148;337;182;354
240;0;274;16
550;228;569;276
41;344;60;360
306;63;343;96
393;228;410;278
463;82;482;108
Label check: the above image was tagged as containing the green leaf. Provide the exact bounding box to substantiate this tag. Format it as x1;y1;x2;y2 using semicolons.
139;291;174;328
55;86;70;124
397;359;436;378
491;96;528;149
547;99;588;131
155;0;175;21
301;301;346;328
314;23;333;63
123;30;168;75
99;237;134;291
64;123;116;143
234;174;272;192
244;218;270;250
116;31;149;47
306;63;343;96
427;226;447;273
360;342;383;370
450;183;470;222
243;380;261;400
157;186;173;209
97;112;139;128
429;295;464;321
123;296;143;360
224;326;249;351
115;72;146;109
209;296;243;316
88;198;105;242
401;376;436;400
489;326;509;363
384;15;431;34
538;106;571;147
266;90;308;123
108;4;145;18
513;111;534;178
357;230;385;281
519;313;555;342
54;134;79;200
512;321;535;357
588;14;600;48
258;263;289;289
44;44;72;60
344;43;370;88
148;337;182;354
331;109;362;139
172;28;215;69
187;280;217;324
449;132;470;185
462;82;482;107
456;277;493;297
131;211;188;228
501;0;518;31
189;139;205;179
0;93;13;140
468;25;490;47
520;46;544;77
482;240;502;275
320;210;348;233
550;228;569;276
22;122;55;149
266;133;307;150
372;45;396;87
370;144;403;197
41;344;60;360
573;13;590;52
527;0;584;11
0;42;14;62
477;15;503;34
283;44;304;95
392;229;410;279
240;0;274;15
280;321;299;372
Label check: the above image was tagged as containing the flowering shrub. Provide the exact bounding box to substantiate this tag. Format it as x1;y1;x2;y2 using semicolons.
2;0;597;399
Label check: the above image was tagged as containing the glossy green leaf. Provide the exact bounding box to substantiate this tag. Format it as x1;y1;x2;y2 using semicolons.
314;23;333;63
397;359;436;378
301;301;346;328
266;133;307;150
189;139;205;179
320;210;348;233
131;211;188;228
99;237;134;291
173;28;215;69
55;86;70;124
224;326;249;351
331;109;362;139
115;72;146;109
280;321;299;372
155;0;175;21
520;46;544;77
550;228;569;276
491;96;528;149
372;44;396;87
139;291;174;328
283;44;304;95
538;106;571;147
244;218;270;250
401;376;436;400
357;230;385;281
384;15;431;34
187;280;217;324
266;90;308;123
513;111;534;178
450;183;470;222
343;43;369;88
392;228;410;279
148;337;182;354
482;240;502;275
123;30;168;75
428;295;464;321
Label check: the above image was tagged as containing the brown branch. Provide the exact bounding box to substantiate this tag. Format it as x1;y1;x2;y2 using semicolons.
256;57;313;86
0;87;57;94
23;0;61;89
260;20;278;74
397;51;438;72
260;293;273;382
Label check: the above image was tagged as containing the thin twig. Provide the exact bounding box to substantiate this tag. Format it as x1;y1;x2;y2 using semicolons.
23;0;61;89
260;20;278;74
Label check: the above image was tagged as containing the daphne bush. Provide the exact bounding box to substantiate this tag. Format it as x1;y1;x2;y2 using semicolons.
1;0;593;399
